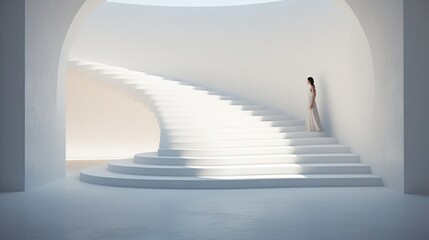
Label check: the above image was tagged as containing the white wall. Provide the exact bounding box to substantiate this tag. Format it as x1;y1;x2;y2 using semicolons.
66;67;160;159
1;0;411;192
344;0;404;192
0;0;25;191
24;0;92;189
404;0;429;194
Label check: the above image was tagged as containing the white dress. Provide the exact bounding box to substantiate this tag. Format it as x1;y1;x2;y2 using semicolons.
305;87;323;132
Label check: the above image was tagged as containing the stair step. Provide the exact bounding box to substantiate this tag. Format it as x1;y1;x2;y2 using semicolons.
136;88;221;96
155;104;268;111
150;98;252;106
147;94;237;101
161;131;326;141
159;115;294;123
157;108;284;116
159;138;337;148
112;80;203;89
161;120;305;128
157;112;286;121
80;165;383;189
158;145;350;157
162;126;305;135
108;159;371;176
134;152;361;165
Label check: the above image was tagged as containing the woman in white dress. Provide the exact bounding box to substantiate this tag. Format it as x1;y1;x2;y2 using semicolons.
305;77;323;132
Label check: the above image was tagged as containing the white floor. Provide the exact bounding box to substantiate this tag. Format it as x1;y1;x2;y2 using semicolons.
1;161;428;240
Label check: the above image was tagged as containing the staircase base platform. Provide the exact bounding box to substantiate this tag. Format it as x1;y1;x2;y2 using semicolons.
80;165;383;189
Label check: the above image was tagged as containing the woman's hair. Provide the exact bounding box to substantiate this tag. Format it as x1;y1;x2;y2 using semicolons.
307;77;315;88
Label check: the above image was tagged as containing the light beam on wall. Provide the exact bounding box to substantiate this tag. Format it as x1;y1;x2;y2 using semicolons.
107;0;282;7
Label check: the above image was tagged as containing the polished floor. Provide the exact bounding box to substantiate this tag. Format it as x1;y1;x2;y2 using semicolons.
1;161;429;240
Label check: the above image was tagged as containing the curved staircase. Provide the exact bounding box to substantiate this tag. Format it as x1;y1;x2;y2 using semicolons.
70;60;382;189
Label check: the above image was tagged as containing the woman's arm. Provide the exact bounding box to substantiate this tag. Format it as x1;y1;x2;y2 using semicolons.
310;87;316;109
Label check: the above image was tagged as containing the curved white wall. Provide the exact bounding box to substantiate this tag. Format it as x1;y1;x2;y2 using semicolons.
23;0;88;189
66;67;160;159
343;0;404;192
69;1;375;166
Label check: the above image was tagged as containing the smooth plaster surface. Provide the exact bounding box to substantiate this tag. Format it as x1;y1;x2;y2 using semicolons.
66;67;160;159
0;0;25;191
24;0;88;189
343;0;404;195
404;0;429;194
0;161;428;240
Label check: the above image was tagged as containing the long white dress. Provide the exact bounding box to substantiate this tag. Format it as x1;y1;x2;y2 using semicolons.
305;87;323;132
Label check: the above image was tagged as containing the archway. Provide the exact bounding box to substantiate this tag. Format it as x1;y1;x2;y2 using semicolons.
61;0;383;189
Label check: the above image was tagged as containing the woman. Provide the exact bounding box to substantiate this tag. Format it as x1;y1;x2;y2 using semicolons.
305;77;323;132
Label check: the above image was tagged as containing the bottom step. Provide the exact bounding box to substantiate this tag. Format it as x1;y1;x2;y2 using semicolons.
80;165;383;189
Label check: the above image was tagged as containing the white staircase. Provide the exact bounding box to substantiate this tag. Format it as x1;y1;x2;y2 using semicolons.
71;60;382;189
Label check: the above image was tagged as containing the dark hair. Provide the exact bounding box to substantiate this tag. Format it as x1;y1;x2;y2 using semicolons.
307;77;315;88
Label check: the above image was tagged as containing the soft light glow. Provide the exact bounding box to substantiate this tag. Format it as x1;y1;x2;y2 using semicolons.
107;0;282;7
